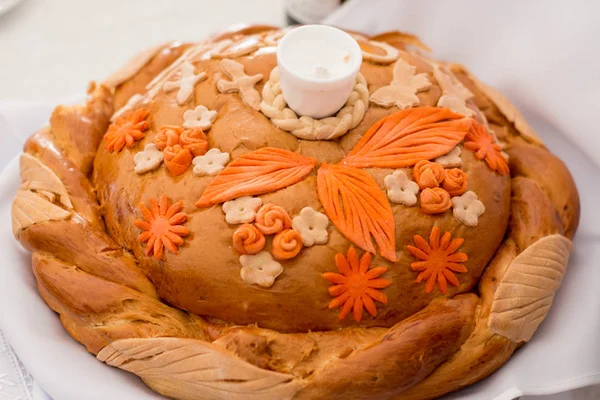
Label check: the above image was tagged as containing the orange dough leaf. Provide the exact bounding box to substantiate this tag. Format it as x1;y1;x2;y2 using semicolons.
195;148;317;207
317;163;396;262
342;107;473;168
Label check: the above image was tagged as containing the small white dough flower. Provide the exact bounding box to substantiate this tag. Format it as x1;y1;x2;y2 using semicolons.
435;145;462;168
451;191;485;227
384;170;419;206
192;148;230;176
291;207;329;247
133;144;164;174
222;196;262;224
183;105;217;130
239;251;283;288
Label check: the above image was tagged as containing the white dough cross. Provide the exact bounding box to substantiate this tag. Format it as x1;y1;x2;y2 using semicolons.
217;59;263;110
163;61;207;105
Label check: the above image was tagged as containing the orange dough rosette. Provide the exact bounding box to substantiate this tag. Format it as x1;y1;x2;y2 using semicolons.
154;125;183;151
420;187;452;215
442;168;468;196
233;224;266;255
163;144;193;176
413;160;445;189
180;127;208;157
272;229;303;260
255;204;292;235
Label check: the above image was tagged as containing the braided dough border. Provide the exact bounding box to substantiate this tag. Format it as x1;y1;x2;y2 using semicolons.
259;68;369;140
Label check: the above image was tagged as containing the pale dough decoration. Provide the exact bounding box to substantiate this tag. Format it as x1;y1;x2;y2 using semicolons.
262;30;285;47
468;102;490;128
239;251;283;288
206;39;235;58
144;44;213;102
384;170;420;206
111;43;221;121
212;36;262;59
183;105;218;130
19;153;73;208
12;190;71;235
434;145;463;167
103;43;167;88
489;235;573;343
260;68;369;140
433;65;474;117
192;148;230;176
370;57;431;109
291;207;329;247
217;59;263;110
97;338;303;400
451;190;485;226
133;144;164;174
163;61;207;105
351;34;400;64
222;196;263;224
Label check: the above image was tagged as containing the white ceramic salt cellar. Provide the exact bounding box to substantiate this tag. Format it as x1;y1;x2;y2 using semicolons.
276;25;362;119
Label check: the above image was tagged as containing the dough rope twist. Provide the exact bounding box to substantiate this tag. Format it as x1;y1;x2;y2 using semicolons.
259;67;369;140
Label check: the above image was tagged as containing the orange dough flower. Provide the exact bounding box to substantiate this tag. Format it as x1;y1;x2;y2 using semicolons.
180;127;208;157
255;204;292;235
420;187;451;214
464;121;509;175
407;226;468;294
163;145;193;176
154;125;207;175
233;224;265;255
154;125;183;151
272;229;303;260
105;109;150;152
323;246;391;322
134;195;190;260
442;168;468;196
413;160;445;189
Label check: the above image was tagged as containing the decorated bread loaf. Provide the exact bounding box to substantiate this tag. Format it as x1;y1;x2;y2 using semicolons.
11;24;580;400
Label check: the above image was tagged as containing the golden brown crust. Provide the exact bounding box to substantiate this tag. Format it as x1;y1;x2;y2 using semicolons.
113;42;191;110
209;24;281;42
507;143;580;239
10;26;581;400
213;295;478;400
394;240;519;400
296;295;479;400
93;34;511;333
20;218;157;297
369;31;431;53
509;177;564;251
32;253;209;354
47;83;113;176
24;128;104;228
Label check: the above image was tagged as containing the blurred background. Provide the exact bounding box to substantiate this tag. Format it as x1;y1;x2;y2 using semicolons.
0;1;598;399
0;0;285;99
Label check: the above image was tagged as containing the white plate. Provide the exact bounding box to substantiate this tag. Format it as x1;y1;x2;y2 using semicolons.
0;112;599;400
0;157;161;400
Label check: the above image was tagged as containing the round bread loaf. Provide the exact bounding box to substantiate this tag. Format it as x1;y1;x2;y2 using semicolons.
12;24;580;400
